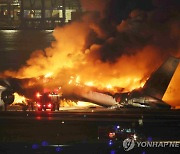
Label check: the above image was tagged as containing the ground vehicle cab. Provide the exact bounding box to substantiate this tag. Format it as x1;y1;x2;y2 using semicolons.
36;92;55;111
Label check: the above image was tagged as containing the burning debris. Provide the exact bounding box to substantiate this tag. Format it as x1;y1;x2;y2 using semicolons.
1;0;180;108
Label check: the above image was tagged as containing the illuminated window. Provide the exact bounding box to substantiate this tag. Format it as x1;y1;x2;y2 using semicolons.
65;9;76;22
24;10;41;18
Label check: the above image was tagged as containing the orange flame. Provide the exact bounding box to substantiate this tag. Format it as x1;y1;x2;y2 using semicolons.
13;93;28;105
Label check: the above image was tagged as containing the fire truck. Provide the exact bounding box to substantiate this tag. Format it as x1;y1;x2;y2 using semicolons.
36;92;60;111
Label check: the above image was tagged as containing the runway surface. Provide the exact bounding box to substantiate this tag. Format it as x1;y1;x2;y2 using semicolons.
0;108;180;153
0;108;180;122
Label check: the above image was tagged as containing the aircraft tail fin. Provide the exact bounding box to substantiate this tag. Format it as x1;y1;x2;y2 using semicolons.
143;56;179;100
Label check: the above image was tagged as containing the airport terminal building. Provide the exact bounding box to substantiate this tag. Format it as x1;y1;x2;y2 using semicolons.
0;0;81;29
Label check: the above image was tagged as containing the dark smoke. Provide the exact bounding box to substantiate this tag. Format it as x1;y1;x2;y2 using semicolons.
83;0;180;62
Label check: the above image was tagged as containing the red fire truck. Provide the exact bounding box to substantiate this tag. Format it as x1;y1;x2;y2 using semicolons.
36;92;60;111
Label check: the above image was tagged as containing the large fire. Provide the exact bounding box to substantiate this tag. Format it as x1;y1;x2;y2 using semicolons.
1;0;180;108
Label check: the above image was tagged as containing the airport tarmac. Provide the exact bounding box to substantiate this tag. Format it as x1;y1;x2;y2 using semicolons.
0;108;180;153
0;108;180;122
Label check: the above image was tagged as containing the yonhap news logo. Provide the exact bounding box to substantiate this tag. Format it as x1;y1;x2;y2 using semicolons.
123;138;180;151
123;138;135;151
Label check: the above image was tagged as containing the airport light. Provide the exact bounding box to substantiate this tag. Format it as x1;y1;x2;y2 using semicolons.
111;150;116;154
109;132;116;138
41;141;49;146
56;146;63;152
108;140;113;146
116;125;120;129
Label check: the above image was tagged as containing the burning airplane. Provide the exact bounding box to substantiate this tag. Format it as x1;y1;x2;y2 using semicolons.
62;56;179;109
0;0;180;110
0;56;178;110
